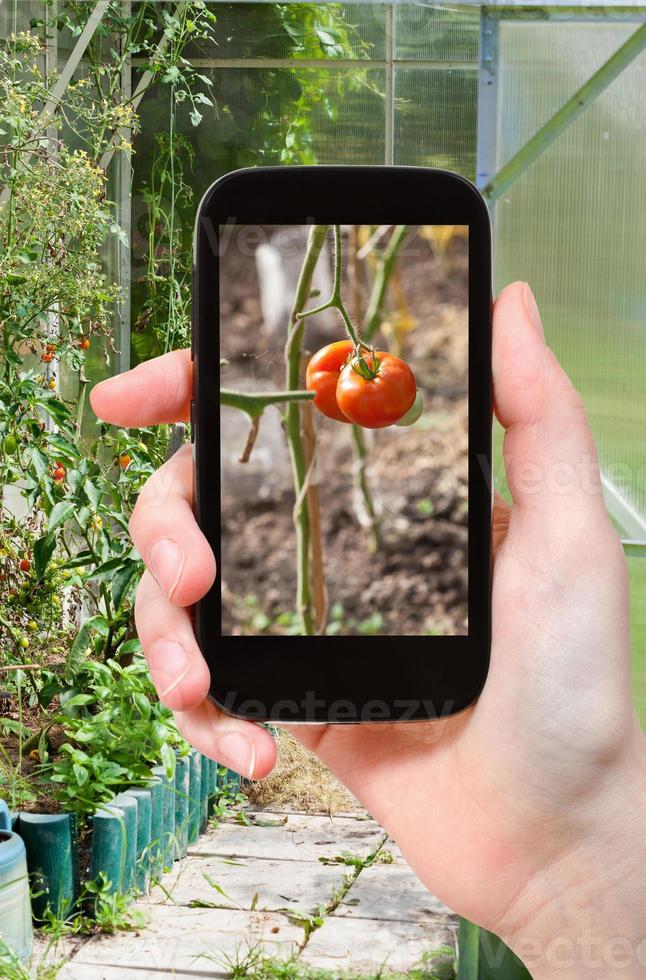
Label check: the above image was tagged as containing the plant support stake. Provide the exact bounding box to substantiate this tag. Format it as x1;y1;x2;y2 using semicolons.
285;224;329;635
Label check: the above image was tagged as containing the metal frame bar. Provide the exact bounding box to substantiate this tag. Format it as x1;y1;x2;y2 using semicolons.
44;0;60;411
385;2;395;165
129;56;478;71
482;22;646;202
602;475;646;543
116;0;133;375
476;13;499;202
484;5;646;23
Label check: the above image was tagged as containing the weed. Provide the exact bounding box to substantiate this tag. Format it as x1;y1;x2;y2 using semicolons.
0;937;63;980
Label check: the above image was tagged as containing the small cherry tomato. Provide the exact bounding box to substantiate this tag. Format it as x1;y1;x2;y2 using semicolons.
3;434;17;454
79;337;90;350
52;463;66;481
118;453;132;470
305;341;354;423
41;352;53;363
27;620;37;631
46;342;57;353
336;351;416;429
395;389;424;427
18;636;29;650
19;558;31;573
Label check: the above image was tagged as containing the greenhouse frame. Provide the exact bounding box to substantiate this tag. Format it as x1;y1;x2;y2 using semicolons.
1;0;645;687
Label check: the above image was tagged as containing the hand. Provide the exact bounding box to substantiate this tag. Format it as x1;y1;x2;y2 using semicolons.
90;282;646;977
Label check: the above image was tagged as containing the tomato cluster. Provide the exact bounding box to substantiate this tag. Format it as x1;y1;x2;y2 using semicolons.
306;341;420;429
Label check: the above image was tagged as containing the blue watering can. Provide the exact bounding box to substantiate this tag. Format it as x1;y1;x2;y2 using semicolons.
0;800;33;964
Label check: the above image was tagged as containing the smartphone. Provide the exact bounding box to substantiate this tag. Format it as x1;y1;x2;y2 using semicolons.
192;166;492;724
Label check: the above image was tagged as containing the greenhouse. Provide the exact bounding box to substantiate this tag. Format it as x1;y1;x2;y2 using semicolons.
1;1;645;978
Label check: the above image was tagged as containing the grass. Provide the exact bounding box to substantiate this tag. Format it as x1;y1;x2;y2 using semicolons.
216;944;456;979
0;938;63;980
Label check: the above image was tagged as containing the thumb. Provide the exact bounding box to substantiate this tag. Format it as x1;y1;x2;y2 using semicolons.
493;281;603;518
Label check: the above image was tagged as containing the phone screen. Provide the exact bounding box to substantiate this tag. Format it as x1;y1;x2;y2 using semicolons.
219;224;468;638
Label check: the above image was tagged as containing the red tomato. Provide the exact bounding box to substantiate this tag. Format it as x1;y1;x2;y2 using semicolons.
305;341;354;423
336;351;416;429
19;558;31;573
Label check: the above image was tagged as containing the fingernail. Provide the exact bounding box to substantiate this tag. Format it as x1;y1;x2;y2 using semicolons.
522;283;544;340
149;538;184;599
217;731;256;780
148;640;191;699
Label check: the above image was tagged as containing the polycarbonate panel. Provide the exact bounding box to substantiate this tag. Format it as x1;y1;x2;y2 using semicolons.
135;64;385;201
395;3;478;61
0;0;42;36
493;22;646;541
185;2;387;60
394;67;477;176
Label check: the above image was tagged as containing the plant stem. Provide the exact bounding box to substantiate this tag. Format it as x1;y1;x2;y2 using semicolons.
351;424;382;552
221;388;314;418
296;225;377;378
285;224;329;635
363;225;409;342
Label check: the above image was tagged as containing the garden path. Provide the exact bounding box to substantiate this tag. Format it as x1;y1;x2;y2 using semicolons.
57;808;457;978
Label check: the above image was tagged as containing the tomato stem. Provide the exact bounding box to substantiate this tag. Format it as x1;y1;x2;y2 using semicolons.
363;225;409;342
295;225;378;379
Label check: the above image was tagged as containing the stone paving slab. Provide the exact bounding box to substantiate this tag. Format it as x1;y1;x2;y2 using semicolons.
147;853;348;913
59;906;303;978
299;915;457;975
188;812;385;863
335;863;450;923
59;810;457;977
60;968;226;980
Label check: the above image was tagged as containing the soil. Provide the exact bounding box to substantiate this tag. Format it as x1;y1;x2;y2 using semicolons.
219;226;469;636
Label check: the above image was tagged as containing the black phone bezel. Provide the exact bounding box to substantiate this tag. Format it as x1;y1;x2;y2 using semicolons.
193;165;492;724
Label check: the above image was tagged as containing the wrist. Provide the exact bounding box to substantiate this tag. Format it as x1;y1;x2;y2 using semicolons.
501;728;646;978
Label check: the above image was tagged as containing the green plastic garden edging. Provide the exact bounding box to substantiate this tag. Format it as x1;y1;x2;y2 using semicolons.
123;787;152;895
17;812;78;921
458;919;531;979
151;764;175;870
174;755;190;860
12;752;230;927
200;753;209;835
187;750;202;846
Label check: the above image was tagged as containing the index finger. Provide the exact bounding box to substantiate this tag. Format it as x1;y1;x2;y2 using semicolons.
90;349;192;427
